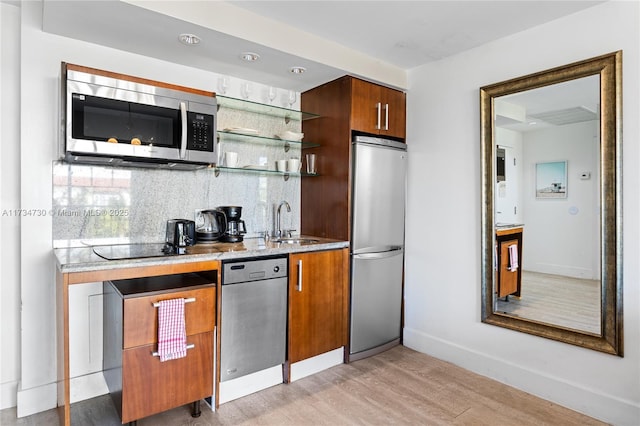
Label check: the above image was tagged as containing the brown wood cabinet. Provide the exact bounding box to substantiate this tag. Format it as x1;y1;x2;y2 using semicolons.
496;227;523;298
287;249;350;366
351;77;406;139
301;76;406;241
103;272;216;424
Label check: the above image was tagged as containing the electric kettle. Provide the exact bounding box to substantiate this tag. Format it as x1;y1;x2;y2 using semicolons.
195;209;227;242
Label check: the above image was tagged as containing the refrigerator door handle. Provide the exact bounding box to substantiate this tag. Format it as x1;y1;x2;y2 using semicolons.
353;248;404;260
353;245;403;256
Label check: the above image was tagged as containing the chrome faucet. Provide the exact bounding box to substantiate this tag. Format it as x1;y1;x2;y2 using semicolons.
276;200;291;238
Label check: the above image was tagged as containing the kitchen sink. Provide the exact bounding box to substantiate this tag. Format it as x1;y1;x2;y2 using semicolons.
272;238;319;245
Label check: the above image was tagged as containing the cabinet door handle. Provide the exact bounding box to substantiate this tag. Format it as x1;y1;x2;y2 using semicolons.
375;102;382;130
152;297;195;308
297;259;303;292
384;103;389;130
152;343;195;357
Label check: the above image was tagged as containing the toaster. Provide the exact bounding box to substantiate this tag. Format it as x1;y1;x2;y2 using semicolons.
164;219;196;254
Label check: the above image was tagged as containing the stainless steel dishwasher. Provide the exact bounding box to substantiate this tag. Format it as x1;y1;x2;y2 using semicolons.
220;255;288;382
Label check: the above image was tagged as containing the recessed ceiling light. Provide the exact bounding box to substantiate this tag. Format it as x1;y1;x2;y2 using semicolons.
240;52;260;62
178;33;201;45
290;66;307;74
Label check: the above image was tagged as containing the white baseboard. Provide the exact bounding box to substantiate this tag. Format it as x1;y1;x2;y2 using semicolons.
16;381;57;418
403;328;640;426
218;347;346;404
290;347;344;382
15;372;109;418
70;371;109;404
1;380;18;410
529;263;595;280
218;365;283;404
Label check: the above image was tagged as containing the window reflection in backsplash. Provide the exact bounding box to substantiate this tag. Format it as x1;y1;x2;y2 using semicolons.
53;163;133;246
52;161;301;247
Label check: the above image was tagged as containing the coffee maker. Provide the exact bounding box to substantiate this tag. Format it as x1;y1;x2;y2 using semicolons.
219;206;246;243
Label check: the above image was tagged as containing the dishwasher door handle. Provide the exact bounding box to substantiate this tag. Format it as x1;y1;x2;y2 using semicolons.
297;259;303;292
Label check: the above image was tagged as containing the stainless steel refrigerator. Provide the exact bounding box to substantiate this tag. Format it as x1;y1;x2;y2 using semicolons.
349;135;407;362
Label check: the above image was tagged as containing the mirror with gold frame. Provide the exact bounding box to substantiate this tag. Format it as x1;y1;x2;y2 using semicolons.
480;51;623;356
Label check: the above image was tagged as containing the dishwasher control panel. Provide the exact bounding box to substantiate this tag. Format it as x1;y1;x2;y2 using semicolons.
222;256;288;284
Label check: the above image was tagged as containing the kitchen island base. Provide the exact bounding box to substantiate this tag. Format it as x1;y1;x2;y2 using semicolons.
103;272;216;424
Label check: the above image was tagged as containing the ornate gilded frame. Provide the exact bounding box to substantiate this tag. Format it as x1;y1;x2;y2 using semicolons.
479;51;623;356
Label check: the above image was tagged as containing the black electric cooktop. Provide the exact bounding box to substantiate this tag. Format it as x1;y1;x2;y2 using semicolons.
92;243;172;260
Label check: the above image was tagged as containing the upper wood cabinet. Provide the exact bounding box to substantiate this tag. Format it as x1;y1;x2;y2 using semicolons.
301;76;406;241
350;78;406;139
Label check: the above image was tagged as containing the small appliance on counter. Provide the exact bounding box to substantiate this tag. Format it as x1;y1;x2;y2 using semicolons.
219;206;246;243
195;209;227;243
164;219;195;254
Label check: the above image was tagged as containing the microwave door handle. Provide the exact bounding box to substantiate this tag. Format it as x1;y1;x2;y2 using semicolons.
179;101;187;160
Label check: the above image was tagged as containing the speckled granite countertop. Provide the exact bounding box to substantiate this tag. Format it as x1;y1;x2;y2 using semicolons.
495;223;524;230
55;236;349;274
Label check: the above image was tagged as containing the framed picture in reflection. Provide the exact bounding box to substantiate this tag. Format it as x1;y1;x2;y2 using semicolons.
535;161;567;199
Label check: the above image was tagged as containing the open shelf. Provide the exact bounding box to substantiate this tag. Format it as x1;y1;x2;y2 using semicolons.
213;166;318;180
218;131;320;150
217;95;319;122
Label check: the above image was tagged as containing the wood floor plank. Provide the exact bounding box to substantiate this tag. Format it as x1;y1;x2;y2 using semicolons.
1;346;607;425
496;271;601;333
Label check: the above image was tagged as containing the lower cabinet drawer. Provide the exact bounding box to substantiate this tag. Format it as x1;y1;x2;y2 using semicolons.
123;286;215;349
120;331;214;423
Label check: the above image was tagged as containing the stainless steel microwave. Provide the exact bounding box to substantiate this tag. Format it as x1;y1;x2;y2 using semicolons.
61;63;217;169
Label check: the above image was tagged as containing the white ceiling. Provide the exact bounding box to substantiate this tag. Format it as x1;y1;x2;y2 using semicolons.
231;1;603;69
41;0;603;92
496;74;600;132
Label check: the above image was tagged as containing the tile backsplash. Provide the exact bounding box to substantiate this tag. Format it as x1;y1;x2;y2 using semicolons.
53;96;303;247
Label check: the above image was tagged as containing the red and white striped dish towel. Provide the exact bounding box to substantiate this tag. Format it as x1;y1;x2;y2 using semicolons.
157;298;187;362
508;244;519;271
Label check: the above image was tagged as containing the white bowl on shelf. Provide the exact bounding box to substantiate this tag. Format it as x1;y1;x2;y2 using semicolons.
276;131;304;142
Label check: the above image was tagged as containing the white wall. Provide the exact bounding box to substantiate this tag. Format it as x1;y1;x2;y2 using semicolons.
523;121;600;278
405;1;639;425
0;1;22;411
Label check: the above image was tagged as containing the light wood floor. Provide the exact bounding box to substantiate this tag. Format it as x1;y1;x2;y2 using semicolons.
1;346;606;425
496;271;601;334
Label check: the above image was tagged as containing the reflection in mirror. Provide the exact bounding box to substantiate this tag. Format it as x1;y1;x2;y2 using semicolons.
480;52;623;356
494;76;601;334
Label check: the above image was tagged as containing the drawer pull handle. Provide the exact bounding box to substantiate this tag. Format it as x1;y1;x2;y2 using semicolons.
152;343;195;357
152;297;195;308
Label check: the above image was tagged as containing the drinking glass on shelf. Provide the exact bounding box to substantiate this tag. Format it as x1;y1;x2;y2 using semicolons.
305;153;316;174
217;76;229;95
287;90;297;108
240;82;252;100
268;86;277;104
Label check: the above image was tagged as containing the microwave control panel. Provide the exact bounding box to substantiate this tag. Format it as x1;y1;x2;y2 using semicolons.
187;112;215;152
